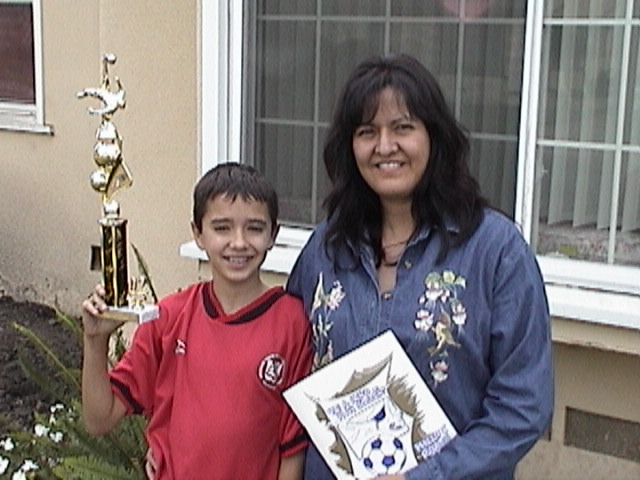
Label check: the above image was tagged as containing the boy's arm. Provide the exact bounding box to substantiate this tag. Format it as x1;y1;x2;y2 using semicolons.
81;286;127;436
277;450;305;480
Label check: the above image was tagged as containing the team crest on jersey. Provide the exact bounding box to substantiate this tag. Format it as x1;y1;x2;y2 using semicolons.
258;353;285;389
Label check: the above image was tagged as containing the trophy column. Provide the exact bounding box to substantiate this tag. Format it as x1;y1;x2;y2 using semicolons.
99;214;128;307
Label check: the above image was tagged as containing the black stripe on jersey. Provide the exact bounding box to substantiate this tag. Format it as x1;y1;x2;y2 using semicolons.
203;282;218;318
229;289;286;324
279;431;308;453
110;377;144;415
203;283;286;325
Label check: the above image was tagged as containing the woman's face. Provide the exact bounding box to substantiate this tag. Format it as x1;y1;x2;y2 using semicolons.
352;87;430;206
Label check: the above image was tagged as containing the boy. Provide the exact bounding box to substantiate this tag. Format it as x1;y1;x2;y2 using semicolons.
82;163;312;480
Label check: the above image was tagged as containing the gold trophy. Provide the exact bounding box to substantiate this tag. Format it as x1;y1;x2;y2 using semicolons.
78;54;158;323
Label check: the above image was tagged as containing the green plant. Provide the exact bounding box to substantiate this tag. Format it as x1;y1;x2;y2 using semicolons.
0;244;157;479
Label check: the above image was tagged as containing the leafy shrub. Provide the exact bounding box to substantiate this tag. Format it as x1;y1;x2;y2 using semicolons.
0;245;155;479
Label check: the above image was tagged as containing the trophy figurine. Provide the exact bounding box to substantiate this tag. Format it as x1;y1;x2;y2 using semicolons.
78;54;158;323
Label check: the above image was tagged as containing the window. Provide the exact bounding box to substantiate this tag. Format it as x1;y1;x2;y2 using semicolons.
518;0;639;327
245;1;527;226
0;0;49;133
197;0;640;328
533;0;640;268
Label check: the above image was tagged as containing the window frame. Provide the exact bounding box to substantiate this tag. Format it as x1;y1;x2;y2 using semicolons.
188;0;640;329
517;0;640;328
0;0;51;134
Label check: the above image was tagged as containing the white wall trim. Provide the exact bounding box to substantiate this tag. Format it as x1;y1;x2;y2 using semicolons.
180;236;640;331
180;225;310;274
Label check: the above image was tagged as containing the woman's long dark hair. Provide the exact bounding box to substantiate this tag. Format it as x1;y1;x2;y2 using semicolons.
323;53;486;266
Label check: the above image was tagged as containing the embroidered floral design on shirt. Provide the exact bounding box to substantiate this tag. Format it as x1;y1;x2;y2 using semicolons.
414;271;467;386
310;272;346;370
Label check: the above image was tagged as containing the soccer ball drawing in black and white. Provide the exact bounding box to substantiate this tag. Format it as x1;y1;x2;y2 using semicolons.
361;434;407;475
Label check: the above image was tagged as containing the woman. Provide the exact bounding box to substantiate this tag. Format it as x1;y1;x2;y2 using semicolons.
286;54;553;480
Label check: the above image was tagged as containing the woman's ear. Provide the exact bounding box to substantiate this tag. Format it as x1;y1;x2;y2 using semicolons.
269;223;281;250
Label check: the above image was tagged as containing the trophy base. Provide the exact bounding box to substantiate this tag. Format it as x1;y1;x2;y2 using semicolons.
100;304;159;324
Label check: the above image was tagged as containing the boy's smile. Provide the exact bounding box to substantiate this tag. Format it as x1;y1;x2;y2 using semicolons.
192;194;276;297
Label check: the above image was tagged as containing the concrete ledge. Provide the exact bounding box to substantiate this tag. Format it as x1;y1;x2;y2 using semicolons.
552;316;640;357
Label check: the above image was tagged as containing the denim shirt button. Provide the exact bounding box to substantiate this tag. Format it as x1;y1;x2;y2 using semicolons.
404;260;412;269
382;292;392;300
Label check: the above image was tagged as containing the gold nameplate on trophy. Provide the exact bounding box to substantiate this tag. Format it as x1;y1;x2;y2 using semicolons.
78;54;158;324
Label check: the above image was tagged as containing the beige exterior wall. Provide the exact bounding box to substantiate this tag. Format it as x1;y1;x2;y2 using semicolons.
1;1;638;476
519;338;640;479
0;1;199;313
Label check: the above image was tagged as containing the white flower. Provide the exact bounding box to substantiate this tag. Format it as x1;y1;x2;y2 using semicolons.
34;424;50;437
0;438;14;451
414;310;434;332
49;431;64;443
49;403;65;424
11;471;26;480
21;459;38;471
425;287;443;302
451;300;467;326
326;281;345;310
430;360;449;384
0;456;9;475
11;459;39;480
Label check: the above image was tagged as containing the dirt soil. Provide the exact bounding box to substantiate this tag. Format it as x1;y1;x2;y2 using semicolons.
0;295;82;438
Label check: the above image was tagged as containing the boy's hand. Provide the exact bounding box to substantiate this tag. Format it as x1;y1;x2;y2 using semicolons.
82;284;122;337
145;447;158;479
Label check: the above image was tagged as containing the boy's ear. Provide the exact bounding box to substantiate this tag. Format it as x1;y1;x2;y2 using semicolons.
191;221;203;249
269;223;280;249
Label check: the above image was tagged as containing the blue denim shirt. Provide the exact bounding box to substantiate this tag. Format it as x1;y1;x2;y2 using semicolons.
286;209;553;480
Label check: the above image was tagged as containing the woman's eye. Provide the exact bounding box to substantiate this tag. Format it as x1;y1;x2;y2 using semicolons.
396;123;413;131
355;127;374;137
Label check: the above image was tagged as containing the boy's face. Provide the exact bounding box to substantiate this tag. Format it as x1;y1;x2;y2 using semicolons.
192;194;277;290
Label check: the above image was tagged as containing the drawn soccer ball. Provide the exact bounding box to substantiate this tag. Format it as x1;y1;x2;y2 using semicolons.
361;435;407;475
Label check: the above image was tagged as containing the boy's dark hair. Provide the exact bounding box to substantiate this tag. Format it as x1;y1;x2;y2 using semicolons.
192;163;279;232
322;53;486;265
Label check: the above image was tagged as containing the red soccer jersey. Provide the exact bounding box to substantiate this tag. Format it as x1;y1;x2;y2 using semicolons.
109;282;312;479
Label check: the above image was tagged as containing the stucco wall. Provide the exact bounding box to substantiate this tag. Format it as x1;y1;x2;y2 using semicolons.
0;0;199;314
1;2;639;477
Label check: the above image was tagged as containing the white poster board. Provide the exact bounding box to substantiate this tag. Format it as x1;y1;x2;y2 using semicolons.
284;330;457;479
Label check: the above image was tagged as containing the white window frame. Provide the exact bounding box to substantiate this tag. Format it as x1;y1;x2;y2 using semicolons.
185;0;640;329
182;1;309;273
0;0;52;134
517;0;639;329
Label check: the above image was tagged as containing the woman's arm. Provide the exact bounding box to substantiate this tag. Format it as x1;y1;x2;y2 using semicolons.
405;241;553;480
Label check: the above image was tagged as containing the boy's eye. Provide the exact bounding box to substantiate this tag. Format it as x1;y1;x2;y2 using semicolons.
212;224;230;232
247;224;266;233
